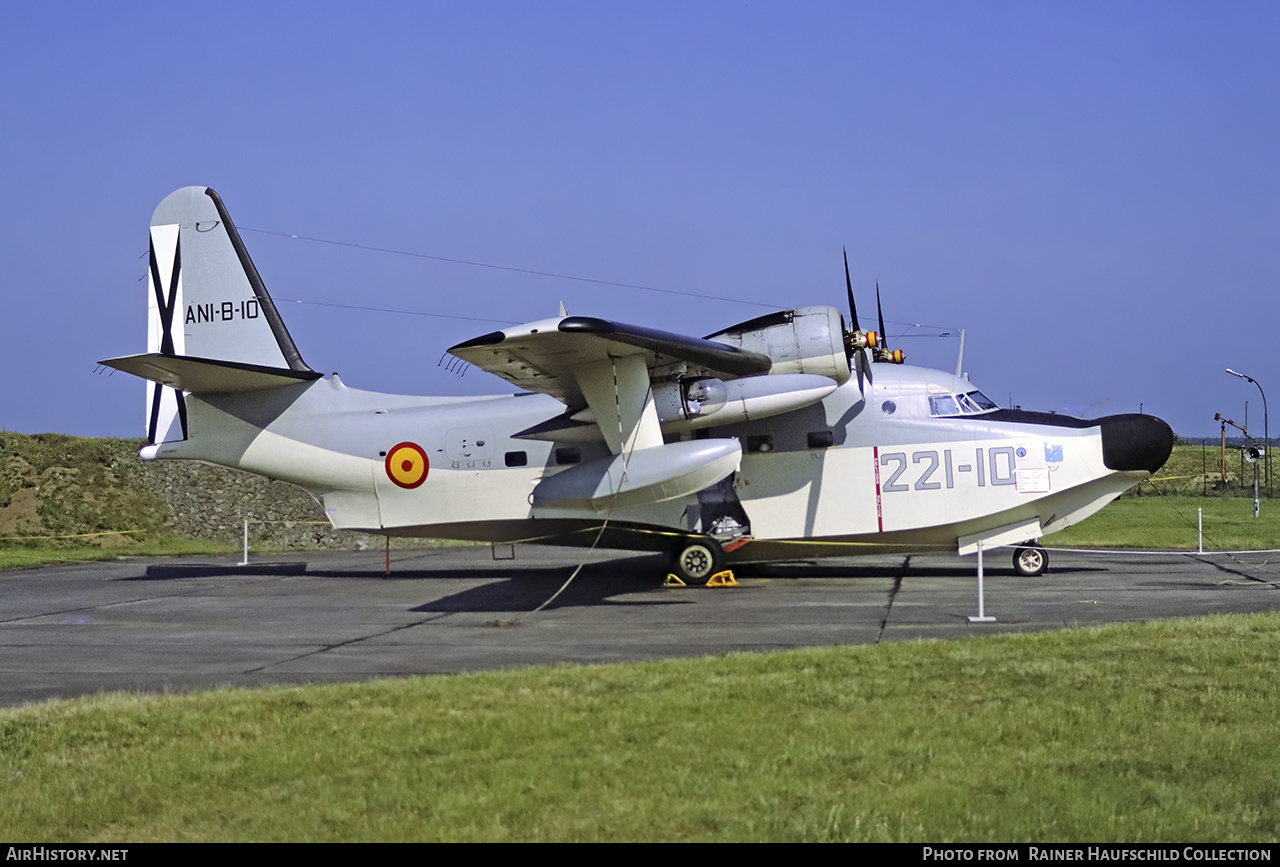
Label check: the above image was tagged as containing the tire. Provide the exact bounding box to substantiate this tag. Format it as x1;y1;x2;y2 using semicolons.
671;538;724;584
1012;543;1047;577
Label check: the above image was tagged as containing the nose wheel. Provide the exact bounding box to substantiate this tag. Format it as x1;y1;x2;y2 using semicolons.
1012;542;1047;577
671;538;725;584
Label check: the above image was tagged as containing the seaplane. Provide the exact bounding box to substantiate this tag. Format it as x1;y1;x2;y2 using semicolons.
101;187;1174;583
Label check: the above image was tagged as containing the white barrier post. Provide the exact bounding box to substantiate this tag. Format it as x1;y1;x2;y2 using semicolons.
968;540;996;623
239;519;250;566
1197;507;1203;555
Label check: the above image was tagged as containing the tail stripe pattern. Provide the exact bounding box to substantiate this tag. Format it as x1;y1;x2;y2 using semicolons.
144;224;188;443
148;230;182;357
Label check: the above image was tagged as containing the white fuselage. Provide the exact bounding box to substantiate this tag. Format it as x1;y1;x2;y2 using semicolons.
149;363;1149;561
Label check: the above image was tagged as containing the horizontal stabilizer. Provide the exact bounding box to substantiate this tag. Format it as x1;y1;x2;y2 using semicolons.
100;353;321;394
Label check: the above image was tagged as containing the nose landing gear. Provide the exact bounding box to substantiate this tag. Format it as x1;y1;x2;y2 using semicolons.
1012;542;1048;577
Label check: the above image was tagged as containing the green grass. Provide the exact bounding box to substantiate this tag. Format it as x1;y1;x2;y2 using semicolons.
0;537;478;571
0;538;235;571
1047;495;1280;551
3;614;1280;842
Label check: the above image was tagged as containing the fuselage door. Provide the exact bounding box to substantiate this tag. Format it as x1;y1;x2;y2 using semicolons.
445;427;496;468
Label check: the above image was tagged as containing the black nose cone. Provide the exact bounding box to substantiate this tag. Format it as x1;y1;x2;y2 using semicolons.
1100;414;1175;473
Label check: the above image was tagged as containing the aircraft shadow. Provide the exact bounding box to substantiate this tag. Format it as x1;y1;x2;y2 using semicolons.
304;566;581;581
412;578;690;613
126;554;1107;589
133;562;309;580
739;563;1108;579
411;555;688;612
304;551;669;581
399;555;686;609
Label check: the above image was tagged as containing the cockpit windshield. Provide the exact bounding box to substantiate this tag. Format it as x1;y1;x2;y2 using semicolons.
930;390;999;418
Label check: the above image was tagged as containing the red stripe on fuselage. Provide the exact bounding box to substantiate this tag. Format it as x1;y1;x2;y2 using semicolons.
873;445;883;532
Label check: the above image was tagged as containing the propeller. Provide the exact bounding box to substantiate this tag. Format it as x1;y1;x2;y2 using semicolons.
873;282;904;364
842;249;878;369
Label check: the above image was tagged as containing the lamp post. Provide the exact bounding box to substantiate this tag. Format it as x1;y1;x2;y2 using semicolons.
1226;369;1269;499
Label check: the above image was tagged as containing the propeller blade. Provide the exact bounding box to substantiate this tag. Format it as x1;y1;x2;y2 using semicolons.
876;281;888;349
872;281;905;364
842;248;879;382
843;247;860;332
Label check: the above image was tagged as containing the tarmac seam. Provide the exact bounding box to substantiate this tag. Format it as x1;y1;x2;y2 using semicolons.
875;556;910;643
242;612;454;673
1191;555;1280;586
0;586;225;625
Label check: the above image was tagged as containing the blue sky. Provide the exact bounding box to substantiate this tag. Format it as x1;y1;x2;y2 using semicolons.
3;1;1276;439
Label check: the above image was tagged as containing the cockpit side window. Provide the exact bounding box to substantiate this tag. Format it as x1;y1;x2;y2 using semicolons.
929;395;960;416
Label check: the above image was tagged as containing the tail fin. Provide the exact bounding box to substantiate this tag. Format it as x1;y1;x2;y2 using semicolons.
102;187;318;443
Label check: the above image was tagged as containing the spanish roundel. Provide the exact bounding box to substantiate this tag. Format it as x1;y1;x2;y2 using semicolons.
385;442;429;489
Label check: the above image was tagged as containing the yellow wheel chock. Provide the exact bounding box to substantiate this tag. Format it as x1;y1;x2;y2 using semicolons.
664;570;736;587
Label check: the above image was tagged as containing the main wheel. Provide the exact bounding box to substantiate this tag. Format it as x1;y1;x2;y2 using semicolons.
1012;543;1047;577
671;538;725;584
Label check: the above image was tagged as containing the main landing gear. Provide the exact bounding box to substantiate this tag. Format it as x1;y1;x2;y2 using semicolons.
1012;542;1048;577
670;537;726;584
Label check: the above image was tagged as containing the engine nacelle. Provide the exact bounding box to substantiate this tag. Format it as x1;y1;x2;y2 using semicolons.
707;306;851;384
542;373;838;442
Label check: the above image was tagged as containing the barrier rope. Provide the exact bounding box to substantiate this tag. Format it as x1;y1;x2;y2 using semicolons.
0;529;144;542
1117;478;1280;581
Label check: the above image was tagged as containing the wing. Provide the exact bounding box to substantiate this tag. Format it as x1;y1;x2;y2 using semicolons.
449;316;773;456
449;316;772;407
